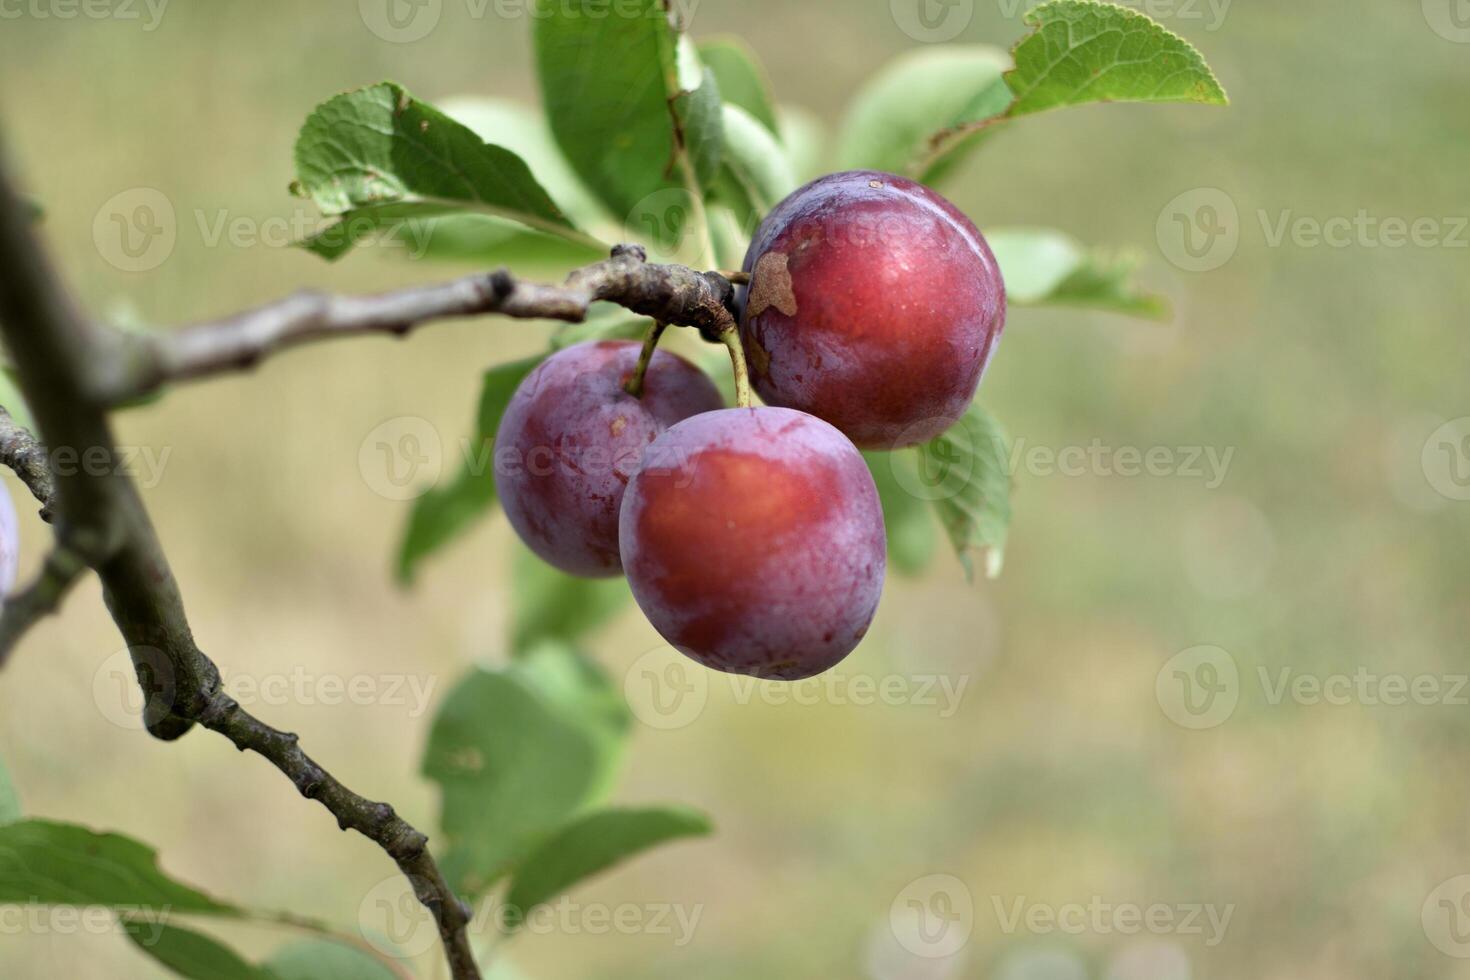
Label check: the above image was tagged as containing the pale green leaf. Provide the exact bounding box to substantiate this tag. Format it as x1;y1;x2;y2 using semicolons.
709;104;798;233
0;820;236;914
423;644;629;896
293;81;604;261
921;406;1013;581
503;807;711;929
778;104;828;185
534;1;723;222
698;37;780;134
1005;0;1229;118
989;227;1168;319
124;922;271;980
838;45;1011;182
864;451;938;577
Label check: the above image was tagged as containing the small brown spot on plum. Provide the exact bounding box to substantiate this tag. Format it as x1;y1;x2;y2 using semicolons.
746;251;798;319
610;416;627;437
869;179;883;188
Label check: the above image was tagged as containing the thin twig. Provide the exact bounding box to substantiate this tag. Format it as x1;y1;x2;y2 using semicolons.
0;546;87;668
0;406;54;520
99;243;741;405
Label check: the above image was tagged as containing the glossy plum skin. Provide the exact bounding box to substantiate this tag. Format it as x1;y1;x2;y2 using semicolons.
739;170;1006;449
620;407;886;680
495;340;723;578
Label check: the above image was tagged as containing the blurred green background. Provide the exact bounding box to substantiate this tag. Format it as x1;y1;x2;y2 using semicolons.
2;1;1469;977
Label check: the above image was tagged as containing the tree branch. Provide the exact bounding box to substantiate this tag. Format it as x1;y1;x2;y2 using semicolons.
0;545;87;668
98;243;740;405
0;138;482;978
0;406;55;521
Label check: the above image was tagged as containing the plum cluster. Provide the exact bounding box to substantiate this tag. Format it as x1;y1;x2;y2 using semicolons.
495;171;1006;680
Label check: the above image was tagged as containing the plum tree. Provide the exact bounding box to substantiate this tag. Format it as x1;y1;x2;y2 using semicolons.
495;340;724;577
739;170;1006;450
619;407;886;680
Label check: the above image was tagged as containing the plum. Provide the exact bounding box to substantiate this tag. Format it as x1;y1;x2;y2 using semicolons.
619;407;886;680
739;170;1006;449
495;340;723;578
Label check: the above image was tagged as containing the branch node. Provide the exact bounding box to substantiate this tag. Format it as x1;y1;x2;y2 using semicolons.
611;242;647;263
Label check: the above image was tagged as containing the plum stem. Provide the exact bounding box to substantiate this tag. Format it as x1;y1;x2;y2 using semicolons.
720;327;754;408
624;320;668;399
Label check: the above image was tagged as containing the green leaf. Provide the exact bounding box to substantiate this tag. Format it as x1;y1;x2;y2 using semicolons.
293;81;604;261
265;939;399;980
0;755;20;825
502;807;711;929
989;228;1168;319
124;922;271;980
921;406;1013;582
396;355;544;585
698;37;780;134
864;451;938;577
511;546;631;656
534;1;723;227
423;644;630;896
710;104;798;233
838;45;1011;182
389;213;606;269
777;105;828;185
439;96;613;230
1005;0;1229;118
0;820;235;914
384;95;616;269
